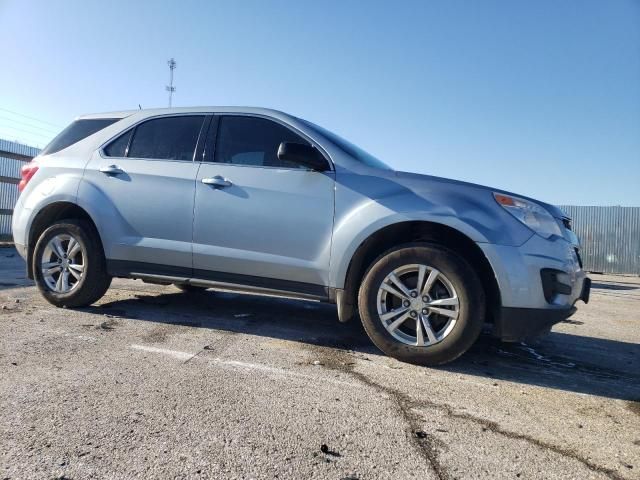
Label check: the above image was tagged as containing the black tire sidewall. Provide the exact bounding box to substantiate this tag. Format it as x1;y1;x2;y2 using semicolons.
358;244;485;365
32;220;107;307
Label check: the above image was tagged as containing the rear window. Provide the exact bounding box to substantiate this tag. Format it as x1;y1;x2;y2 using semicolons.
41;118;119;155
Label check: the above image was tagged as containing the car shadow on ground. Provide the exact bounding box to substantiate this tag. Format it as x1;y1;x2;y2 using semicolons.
81;288;640;403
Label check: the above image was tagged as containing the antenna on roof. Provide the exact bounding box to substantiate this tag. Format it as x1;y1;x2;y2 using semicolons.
166;58;177;107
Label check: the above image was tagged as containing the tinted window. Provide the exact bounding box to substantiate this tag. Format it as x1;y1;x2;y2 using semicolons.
103;130;132;157
41;119;119;155
214;116;308;168
128;116;205;161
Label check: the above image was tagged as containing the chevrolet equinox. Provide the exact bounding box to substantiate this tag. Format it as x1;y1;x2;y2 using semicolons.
12;107;591;365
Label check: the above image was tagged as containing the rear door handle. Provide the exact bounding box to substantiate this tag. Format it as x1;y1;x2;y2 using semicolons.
202;176;232;188
100;165;125;175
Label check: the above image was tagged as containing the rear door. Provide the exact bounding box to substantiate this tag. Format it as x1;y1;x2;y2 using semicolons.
192;115;335;294
80;114;209;273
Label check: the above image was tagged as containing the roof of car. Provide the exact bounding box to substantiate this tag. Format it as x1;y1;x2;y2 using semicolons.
77;106;290;120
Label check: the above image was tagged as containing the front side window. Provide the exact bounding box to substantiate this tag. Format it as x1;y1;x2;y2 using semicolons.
214;116;309;169
42;118;120;155
126;116;205;161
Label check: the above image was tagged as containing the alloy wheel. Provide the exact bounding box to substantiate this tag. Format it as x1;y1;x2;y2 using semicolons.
40;233;85;293
376;264;460;346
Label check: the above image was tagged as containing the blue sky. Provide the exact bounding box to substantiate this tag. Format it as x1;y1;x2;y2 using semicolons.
1;0;638;206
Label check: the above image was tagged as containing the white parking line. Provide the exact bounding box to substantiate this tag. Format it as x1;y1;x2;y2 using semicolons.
210;357;358;388
130;344;194;361
128;344;358;388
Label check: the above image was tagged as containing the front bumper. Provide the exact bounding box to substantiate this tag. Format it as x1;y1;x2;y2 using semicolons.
495;278;591;341
478;233;590;341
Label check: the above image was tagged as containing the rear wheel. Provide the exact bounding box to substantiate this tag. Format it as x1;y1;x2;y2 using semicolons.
358;244;485;366
32;219;111;308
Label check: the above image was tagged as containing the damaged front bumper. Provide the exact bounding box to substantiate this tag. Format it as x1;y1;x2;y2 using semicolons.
479;231;591;342
494;276;590;341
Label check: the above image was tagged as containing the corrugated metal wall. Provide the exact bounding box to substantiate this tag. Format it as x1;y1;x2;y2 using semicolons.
559;205;640;275
0;139;40;158
0;139;40;239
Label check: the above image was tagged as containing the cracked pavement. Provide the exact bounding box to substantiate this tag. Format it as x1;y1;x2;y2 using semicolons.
1;247;639;479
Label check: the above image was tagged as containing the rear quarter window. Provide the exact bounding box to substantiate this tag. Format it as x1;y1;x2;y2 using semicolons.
41;118;119;155
103;130;133;157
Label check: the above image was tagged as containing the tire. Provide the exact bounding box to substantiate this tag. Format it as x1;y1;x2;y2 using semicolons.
358;243;485;366
32;219;112;308
173;284;208;293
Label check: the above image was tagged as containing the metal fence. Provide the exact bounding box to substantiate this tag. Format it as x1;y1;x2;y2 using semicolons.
560;205;640;275
0;139;40;240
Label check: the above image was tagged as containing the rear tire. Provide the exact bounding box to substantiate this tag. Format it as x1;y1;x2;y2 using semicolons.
32;219;112;308
358;243;485;366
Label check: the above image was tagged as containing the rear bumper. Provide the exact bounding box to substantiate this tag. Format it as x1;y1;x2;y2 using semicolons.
494;277;591;342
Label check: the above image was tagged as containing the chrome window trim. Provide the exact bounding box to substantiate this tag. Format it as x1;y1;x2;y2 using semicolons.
196;161;336;173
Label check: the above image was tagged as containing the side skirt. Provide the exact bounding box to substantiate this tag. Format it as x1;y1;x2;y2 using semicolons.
107;260;331;302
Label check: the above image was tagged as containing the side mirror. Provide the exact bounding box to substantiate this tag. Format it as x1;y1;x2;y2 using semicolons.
277;142;328;171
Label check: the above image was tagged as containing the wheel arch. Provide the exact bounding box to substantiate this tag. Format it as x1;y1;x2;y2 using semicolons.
337;220;501;324
26;201;102;279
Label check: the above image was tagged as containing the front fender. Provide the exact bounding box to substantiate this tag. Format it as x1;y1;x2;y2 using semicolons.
329;209;491;289
328;171;532;289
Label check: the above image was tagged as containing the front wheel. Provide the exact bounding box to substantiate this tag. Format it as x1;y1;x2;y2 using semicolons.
32;219;112;308
358;244;485;366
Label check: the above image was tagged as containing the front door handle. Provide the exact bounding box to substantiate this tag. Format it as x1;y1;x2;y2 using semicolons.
100;165;125;175
202;176;232;188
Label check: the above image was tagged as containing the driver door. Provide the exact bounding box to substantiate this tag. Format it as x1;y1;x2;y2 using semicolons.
192;115;335;295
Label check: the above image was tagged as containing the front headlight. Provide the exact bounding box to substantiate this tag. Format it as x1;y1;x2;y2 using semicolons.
493;193;562;239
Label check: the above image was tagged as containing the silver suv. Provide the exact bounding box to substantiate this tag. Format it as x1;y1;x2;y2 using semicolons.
12;107;590;365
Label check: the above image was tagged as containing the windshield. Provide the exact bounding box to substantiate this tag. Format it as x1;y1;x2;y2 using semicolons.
300;119;393;170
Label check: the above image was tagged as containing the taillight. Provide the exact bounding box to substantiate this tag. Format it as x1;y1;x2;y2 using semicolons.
18;163;39;193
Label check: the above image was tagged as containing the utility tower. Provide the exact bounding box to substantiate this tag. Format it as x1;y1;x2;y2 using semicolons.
166;58;177;107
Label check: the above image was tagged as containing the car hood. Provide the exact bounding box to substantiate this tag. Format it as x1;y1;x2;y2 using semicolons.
393;170;568;220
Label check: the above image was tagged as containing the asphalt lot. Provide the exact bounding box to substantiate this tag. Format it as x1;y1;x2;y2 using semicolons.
1;246;639;480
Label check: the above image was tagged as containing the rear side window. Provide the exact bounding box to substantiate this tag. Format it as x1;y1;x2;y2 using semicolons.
41;118;119;155
127;116;205;161
214;116;309;169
